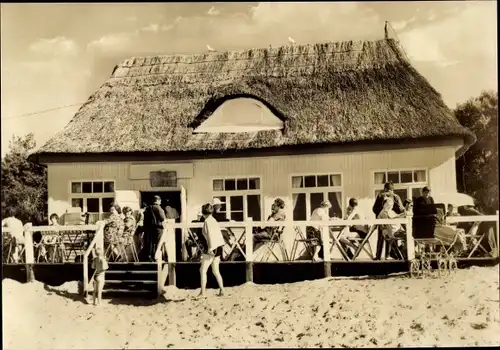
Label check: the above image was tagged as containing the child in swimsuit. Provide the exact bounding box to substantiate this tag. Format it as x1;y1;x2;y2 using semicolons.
91;246;109;306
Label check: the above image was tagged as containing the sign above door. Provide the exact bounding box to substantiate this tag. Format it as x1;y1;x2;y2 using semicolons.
150;171;177;188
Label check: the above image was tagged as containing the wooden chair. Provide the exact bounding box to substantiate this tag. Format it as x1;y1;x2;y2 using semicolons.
121;234;139;262
257;226;287;261
4;236;25;263
463;222;492;258
341;225;376;260
290;226;315;260
185;227;204;262
348;224;378;260
224;227;246;261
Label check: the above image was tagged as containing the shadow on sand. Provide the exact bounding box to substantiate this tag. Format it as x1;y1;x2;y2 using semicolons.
43;283;190;307
43;283;88;305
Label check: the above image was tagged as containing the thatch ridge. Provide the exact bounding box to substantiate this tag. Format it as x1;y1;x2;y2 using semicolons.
35;39;475;156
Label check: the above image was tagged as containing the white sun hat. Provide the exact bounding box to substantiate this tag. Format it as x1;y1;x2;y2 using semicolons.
212;198;225;206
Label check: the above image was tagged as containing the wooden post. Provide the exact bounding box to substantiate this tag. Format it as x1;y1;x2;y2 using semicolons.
496;211;499;258
245;218;254;283
166;219;176;286
406;213;415;260
321;223;331;278
24;223;35;283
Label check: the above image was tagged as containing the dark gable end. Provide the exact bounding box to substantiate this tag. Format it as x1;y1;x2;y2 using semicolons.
32;39;475;160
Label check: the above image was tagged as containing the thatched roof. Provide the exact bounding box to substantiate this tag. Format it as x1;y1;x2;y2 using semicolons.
33;39;475;159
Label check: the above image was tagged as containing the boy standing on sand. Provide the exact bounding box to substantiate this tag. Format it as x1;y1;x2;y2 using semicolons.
91;246;109;306
198;203;225;298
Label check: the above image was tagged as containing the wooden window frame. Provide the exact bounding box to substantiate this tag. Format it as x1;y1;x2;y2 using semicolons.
68;180;116;214
211;176;263;222
290;173;344;220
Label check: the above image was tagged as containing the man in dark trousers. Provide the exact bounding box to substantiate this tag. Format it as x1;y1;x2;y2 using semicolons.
372;182;406;260
142;195;166;262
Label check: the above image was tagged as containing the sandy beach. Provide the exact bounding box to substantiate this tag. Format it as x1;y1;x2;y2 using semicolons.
3;265;499;349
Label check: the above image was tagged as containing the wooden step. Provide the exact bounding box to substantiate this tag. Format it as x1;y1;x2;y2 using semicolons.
106;270;157;275
89;289;157;298
105;279;156;284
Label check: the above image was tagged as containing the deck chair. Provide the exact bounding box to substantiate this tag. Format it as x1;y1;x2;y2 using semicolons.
384;234;406;260
104;236;126;262
224;227;246;261
346;224;377;260
331;223;373;261
185;227;204;262
36;233;65;263
463;222;492;258
5;236;25;263
121;234;139;262
350;225;378;260
257;226;287;261
290;225;315;260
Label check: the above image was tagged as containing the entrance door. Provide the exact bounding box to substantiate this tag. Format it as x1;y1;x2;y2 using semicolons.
140;191;182;220
140;191;183;261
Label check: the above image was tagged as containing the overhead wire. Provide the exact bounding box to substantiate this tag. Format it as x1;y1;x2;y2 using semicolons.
1;102;85;120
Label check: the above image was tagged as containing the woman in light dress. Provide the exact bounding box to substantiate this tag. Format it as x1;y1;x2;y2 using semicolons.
198;203;225;297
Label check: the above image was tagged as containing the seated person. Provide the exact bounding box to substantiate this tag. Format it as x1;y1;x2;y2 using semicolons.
339;198;369;259
433;207;467;253
378;197;407;258
2;207;25;263
254;198;286;242
307;200;332;262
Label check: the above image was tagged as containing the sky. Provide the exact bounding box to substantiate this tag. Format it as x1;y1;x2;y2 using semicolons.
1;1;497;156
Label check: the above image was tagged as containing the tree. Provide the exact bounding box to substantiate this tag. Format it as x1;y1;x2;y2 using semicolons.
455;90;498;214
1;133;48;224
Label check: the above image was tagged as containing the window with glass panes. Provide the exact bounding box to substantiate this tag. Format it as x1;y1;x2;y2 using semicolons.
291;174;343;220
70;181;115;215
373;169;427;203
212;177;262;222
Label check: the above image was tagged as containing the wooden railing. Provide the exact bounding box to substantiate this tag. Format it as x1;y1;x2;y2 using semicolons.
165;214;500;261
82;221;105;297
155;219;177;296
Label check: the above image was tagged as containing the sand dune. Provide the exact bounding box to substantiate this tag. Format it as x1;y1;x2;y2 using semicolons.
3;265;499;349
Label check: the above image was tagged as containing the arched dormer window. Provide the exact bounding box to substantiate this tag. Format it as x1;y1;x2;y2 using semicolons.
193;97;284;133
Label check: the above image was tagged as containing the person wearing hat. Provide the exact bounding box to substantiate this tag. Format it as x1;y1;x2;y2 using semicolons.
414;186;435;217
211;198;229;222
307;200;332;261
142;195;166;261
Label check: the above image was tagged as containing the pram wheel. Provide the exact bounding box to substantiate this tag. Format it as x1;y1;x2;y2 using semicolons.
448;253;458;272
421;256;432;276
437;254;448;277
410;259;421;278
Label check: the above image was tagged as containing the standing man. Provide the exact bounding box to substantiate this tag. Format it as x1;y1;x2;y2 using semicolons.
372;182;406;260
142;195;166;262
413;187;435;217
